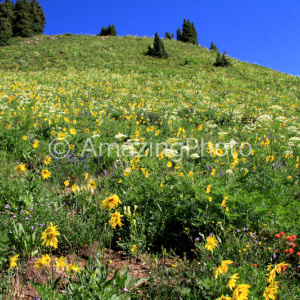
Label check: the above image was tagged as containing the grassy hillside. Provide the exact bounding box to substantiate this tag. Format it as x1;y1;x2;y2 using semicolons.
0;35;300;299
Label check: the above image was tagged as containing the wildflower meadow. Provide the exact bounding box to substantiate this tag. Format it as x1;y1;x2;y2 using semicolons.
0;34;300;299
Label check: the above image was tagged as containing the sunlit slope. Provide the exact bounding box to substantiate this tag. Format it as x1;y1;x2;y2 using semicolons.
0;35;299;115
0;35;300;230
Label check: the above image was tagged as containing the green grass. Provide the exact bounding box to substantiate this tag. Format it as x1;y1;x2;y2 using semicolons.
0;34;300;299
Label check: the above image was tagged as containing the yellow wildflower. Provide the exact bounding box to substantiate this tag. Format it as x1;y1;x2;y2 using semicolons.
70;128;76;135
205;235;218;252
9;254;19;269
228;273;239;291
15;163;26;174
231;284;251;300
88;179;97;189
32;140;39;148
102;195;121;210
44;156;52;165
206;185;212;193
55;256;67;270
109;211;123;229
41;169;51;180
41;222;60;248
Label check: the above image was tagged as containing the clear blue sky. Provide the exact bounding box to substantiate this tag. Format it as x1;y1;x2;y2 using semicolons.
39;0;299;76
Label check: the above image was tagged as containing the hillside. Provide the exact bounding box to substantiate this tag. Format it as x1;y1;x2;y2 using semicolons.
1;35;300;299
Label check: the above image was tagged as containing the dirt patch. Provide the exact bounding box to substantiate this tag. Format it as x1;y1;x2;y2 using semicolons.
7;243;169;299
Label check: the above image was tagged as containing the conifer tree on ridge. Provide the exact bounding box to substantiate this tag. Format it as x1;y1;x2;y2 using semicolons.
0;0;14;43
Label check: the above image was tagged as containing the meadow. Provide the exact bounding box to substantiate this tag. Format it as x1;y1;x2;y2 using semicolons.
0;34;300;299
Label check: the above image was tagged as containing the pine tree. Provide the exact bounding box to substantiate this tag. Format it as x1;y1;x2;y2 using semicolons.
209;42;219;52
0;0;14;44
221;53;230;67
99;24;117;36
181;18;187;42
178;19;198;45
13;0;34;37
165;31;171;40
171;33;174;39
30;0;45;35
176;28;182;41
181;19;198;45
214;53;222;67
110;24;117;36
153;32;164;53
191;22;198;45
146;32;169;59
214;51;230;67
99;26;106;36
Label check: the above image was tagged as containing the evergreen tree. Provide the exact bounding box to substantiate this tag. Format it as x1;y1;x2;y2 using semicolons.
30;0;45;35
191;22;198;45
181;19;198;45
146;32;169;59
99;26;106;36
164;31;171;40
214;53;222;67
110;24;117;36
13;0;34;37
181;18;187;41
177;19;198;45
221;53;230;67
176;28;182;41
99;24;117;36
209;42;219;52
171;33;174;39
0;0;14;44
214;51;230;67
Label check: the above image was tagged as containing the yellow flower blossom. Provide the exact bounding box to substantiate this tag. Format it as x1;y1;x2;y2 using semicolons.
228;273;239;291
41;169;51;180
205;235;218;252
102;195;121;210
41;222;60;248
9;254;19;269
15;163;26;174
109;211;123;229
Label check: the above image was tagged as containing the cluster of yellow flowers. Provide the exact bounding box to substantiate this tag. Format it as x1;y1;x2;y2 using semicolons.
214;260;233;279
263;262;289;299
34;254;81;274
214;260;289;299
101;194;123;229
9;222;81;276
36;223;81;274
15;162;51;180
214;260;251;300
64;179;96;191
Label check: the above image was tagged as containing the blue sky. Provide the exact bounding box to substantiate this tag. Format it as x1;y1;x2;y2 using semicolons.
39;0;299;76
